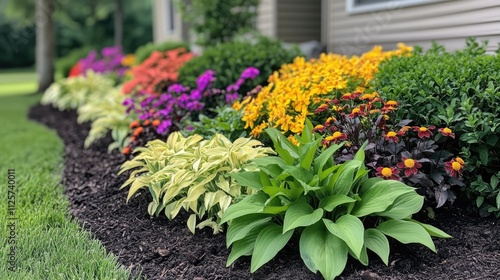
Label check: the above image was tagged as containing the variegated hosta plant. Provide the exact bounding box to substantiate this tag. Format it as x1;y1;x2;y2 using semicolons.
119;132;274;234
221;121;451;280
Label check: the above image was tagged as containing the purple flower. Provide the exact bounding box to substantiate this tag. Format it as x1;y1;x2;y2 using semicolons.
240;67;259;80
140;96;155;108
196;70;216;92
226;84;240;93
123;98;135;114
102;46;121;57
225;93;239;104
190;89;202;100
157;119;172;134
168;84;187;94
185;101;204;111
139;112;151;120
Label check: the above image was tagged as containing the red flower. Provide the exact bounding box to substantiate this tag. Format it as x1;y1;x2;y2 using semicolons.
412;126;435;138
383;131;399;143
376;167;400;180
314;104;330;114
396;157;422;177
445;157;465;177
68;61;81;77
313;124;326;133
348;107;364;118
325;131;347;143
439;127;455;139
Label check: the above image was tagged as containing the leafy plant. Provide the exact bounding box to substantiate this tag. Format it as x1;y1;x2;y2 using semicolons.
118;132;274;234
134;41;189;64
41;71;115;111
178;36;301;96
374;38;500;217
222;121;450;279
77;87;136;151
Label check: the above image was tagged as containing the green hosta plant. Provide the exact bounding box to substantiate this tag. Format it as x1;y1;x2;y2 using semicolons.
119;132;274;233
77;87;136;151
222;121;450;280
41;70;115;111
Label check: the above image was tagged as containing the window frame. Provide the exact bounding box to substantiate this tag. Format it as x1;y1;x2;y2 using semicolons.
346;0;445;15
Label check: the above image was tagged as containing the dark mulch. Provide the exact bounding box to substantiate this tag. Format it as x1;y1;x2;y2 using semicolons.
29;103;500;280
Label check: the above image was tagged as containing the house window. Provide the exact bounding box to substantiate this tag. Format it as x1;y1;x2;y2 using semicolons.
166;0;175;33
346;0;444;14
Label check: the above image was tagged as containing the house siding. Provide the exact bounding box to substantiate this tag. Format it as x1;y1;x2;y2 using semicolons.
328;0;500;54
276;0;322;42
153;0;189;43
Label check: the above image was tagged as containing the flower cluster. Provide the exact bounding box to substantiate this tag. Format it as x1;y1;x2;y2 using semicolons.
79;46;129;77
234;43;413;137
314;92;464;207
122;48;194;95
122;67;260;154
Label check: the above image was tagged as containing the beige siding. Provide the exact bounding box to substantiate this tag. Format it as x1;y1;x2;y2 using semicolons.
153;0;189;43
276;0;322;42
257;0;277;37
328;0;500;54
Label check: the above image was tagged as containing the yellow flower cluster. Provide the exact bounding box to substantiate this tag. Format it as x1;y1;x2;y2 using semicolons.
235;43;412;137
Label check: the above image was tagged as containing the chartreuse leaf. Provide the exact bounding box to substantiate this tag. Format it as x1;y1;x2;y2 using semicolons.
364;229;390;265
319;194;356;212
220;193;267;223
230;171;263;189
377;220;436;252
377;192;424;219
409;220;452;238
299;222;348;280
187;214;197;234
251;224;294;272
226;222;274;266
283;200;324;233
226;214;272;247
351;180;415;217
323;215;364;259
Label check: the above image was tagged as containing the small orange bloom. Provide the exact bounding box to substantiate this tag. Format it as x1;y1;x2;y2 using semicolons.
438;127;455;139
130;120;140;129
133;127;143;136
152;119;161;127
122;146;131;155
143;120;151;126
384;131;399;143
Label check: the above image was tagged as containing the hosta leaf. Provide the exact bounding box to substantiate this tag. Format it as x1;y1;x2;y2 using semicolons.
313;143;343;174
226;214;272;247
364;228;390;265
352;180;415;217
323;215;364;258
226;222;273;266
319;194;356;212
408;220;452;238
299;138;322;170
230;171;263;189
283;201;324;233
377;192;424;219
377;219;436;252
331;160;362;196
220;193;267;223
265;128;299;159
299;222;348;279
251;224;293;272
187;214;197;234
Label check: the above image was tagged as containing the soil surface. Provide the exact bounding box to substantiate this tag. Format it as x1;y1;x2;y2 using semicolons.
29;104;500;280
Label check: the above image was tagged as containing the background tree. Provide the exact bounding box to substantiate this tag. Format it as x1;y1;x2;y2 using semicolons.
36;0;55;92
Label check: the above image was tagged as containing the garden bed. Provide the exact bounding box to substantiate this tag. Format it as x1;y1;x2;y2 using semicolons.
29;103;500;280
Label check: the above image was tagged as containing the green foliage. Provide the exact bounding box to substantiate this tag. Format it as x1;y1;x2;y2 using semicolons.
119;132;274;234
134;41;190;64
374;38;500;217
77;87;135;151
182;105;247;141
178;36;301;95
222;121;449;279
175;0;259;47
41;71;115;111
55;46;93;78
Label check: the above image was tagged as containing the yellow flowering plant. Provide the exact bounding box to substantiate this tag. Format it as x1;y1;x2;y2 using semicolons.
234;44;412;138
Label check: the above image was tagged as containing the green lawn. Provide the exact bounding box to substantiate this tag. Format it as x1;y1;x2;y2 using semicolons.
0;68;38;96
0;95;137;279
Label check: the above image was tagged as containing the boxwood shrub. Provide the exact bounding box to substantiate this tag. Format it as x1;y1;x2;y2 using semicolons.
134;41;190;64
374;39;500;217
177;36;302;96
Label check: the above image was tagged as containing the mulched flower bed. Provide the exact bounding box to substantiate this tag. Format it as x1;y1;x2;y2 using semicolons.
29;103;500;280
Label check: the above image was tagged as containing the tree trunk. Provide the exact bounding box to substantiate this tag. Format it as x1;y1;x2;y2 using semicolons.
114;0;123;46
36;0;55;93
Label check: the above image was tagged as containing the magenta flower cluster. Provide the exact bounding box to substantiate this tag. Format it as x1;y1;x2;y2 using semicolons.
80;46;128;76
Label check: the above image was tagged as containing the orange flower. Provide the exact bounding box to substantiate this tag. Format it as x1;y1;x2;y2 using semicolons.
122;146;131;155
143;120;151;126
445;158;465;177
130;120;140;129
325;131;347;143
376;167;400;180
133;127;143;136
384;131;399;143
152;119;161;127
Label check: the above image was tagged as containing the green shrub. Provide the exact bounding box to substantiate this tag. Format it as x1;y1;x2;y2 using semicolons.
134;41;189;64
222;121;450;279
119;132;274;234
374;39;500;217
55;46;93;78
178;36;301;95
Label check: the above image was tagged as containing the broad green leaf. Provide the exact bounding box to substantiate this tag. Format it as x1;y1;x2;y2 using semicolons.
221;193;267;223
299;138;322;170
377;220;436;252
323;215;364;258
299;222;348;279
251;224;294;272
252;156;287;168
408;220;452;238
378;192;424;219
265;128;299;159
257;164;284;179
297;178;322;194
364;228;390;265
352;180;415;217
319;194;356;212
313;143;343;174
331;160;362;196
187;214;197;234
353;142;367;161
226;214;272;247
283;201;324;233
285;166;313;184
497;191;500;209
230;171;263;189
226;222;273;266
